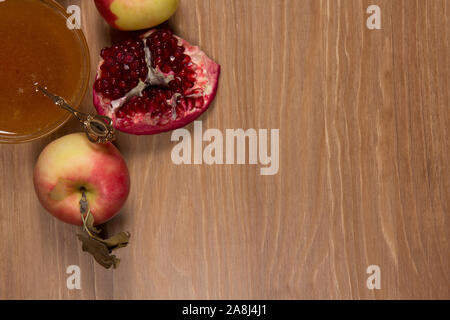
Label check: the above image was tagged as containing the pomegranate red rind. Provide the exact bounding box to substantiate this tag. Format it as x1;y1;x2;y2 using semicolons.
93;29;220;135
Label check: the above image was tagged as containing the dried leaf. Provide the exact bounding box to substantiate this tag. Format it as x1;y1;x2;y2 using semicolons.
99;232;131;251
77;190;129;270
77;234;120;269
84;210;102;235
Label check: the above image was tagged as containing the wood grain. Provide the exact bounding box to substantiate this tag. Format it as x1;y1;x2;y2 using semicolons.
0;0;448;299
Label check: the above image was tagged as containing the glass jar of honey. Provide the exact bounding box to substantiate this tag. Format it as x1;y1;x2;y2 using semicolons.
0;0;90;143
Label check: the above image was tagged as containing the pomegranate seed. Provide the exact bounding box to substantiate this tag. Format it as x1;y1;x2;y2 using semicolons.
104;57;114;65
183;81;194;89
173;52;182;60
129;60;138;69
100;79;110;89
110;77;118;86
176;46;185;54
117;110;125;118
181;55;191;65
130;71;140;79
94;81;101;91
172;64;180;73
161;63;172;73
112;88;121;98
168;80;179;90
186;70;196;81
161;30;172;40
140;67;148;78
170;37;178;48
119;80;127;89
110;64;121;74
100;48;108;58
187;98;196;110
165;90;173;99
124;54;134;63
162;50;171;59
116;52;124;62
159;101;168;110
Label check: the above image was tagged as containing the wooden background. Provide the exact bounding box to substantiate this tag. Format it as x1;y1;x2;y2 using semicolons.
0;0;448;300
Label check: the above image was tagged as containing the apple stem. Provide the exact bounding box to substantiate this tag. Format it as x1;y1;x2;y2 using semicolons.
79;188;88;214
79;189;95;238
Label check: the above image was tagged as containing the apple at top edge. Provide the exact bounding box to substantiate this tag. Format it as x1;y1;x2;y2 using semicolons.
94;0;180;31
33;133;130;226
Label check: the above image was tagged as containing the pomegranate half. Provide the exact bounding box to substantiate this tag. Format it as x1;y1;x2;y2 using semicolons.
93;29;220;135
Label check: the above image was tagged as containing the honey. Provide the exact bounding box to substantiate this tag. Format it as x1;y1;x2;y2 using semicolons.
0;0;88;139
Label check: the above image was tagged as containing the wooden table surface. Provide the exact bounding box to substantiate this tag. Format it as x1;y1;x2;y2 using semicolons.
0;0;448;300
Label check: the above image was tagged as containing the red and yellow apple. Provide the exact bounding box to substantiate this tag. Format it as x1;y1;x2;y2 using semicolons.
94;0;179;31
33;133;130;226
